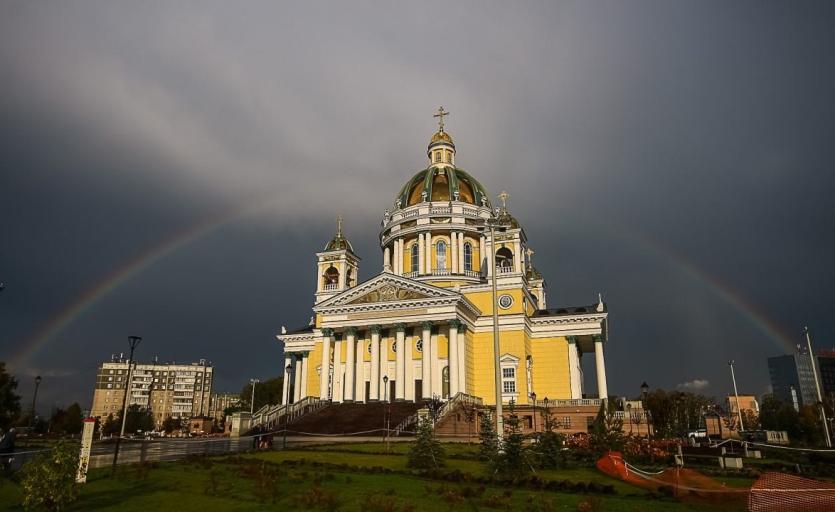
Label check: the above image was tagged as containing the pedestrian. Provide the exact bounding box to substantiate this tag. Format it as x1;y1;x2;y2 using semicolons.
0;427;17;472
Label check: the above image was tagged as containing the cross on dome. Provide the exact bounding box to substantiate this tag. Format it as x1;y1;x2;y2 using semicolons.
498;190;509;209
433;106;450;132
336;215;343;236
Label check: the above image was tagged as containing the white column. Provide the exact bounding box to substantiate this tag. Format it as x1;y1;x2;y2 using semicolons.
458;232;465;272
355;337;365;402
421;322;432;399
479;236;486;274
431;331;440;397
395;324;406;400
319;330;332;400
457;326;466;394
293;355;303;402
370;326;381;401
417;234;425;274
514;241;523;272
384;246;391;272
300;353;309;398
400;238;406;275
405;337;414;402
332;338;342;402
282;355;292;404
486;236;494;277
425;234;432;273
451;232;458;274
338;261;347;289
392;239;399;275
448;321;460;397
567;337;583;399
594;336;608;400
344;329;356;402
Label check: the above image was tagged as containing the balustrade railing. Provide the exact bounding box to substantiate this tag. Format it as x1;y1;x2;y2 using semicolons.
534;398;603;407
323;283;338;291
495;265;514;275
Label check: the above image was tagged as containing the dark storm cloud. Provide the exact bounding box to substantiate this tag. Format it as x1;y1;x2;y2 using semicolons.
1;1;834;410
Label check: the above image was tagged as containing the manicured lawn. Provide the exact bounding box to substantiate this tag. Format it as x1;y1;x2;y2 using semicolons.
0;442;749;511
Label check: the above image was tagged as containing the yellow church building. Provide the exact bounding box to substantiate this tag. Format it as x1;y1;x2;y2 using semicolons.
278;109;610;410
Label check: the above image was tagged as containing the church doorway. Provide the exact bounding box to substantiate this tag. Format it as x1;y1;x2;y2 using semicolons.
414;379;422;400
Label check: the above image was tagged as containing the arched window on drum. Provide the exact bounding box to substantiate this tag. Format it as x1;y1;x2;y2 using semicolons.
436;240;447;271
410;243;419;273
463;242;473;271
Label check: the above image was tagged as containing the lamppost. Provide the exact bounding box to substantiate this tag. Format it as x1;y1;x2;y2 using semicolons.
641;381;650;437
530;392;537;436
30;375;42;428
477;210;509;447
250;378;260;414
112;335;141;475
804;327;832;447
282;365;292;448
727;361;744;433
383;375;390;453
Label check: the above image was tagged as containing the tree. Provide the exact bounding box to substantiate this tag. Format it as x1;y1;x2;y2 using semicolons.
50;403;83;436
478;410;498;462
162;416;182;434
589;401;626;455
407;416;445;469
20;441;79;511
124;404;155;433
535;402;567;469
240;377;284;411
493;401;531;475
644;389;713;438
101;413;119;436
0;363;21;430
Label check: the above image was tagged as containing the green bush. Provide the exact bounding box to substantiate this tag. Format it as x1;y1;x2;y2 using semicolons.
20;441;79;511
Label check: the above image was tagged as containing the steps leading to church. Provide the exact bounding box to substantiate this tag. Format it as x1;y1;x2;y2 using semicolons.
286;402;423;436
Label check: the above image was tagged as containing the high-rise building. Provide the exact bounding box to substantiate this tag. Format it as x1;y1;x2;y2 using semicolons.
816;349;835;399
768;347;821;408
209;392;241;422
90;355;213;428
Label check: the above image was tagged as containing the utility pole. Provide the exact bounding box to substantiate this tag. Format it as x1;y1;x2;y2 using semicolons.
112;335;142;475
728;360;745;432
488;217;504;446
249;378;260;415
804;327;832;447
30;376;42;427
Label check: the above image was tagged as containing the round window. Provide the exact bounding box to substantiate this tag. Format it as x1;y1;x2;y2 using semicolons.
392;341;397;353
416;339;423;352
498;294;514;309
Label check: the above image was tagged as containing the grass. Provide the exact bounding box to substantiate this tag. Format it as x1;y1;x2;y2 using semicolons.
0;442;751;511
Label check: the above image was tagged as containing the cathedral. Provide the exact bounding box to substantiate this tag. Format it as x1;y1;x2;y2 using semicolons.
278;109;609;409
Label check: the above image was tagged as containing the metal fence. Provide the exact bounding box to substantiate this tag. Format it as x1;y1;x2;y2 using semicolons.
2;435;266;473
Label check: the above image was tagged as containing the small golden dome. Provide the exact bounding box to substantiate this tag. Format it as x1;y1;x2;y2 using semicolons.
430;130;453;144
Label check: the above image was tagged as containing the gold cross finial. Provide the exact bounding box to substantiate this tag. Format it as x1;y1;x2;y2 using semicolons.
433;106;450;132
525;247;534;259
336;215;343;236
498;190;509;209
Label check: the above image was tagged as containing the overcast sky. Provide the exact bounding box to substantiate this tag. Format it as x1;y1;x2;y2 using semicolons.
1;1;834;413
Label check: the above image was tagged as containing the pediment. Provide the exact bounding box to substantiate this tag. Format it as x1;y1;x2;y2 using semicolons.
315;272;458;309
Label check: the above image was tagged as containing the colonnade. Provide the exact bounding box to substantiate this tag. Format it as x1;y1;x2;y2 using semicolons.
299;320;466;404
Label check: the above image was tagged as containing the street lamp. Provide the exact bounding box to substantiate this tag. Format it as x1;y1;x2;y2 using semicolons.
250;378;261;414
383;375;390;453
804;327;832;447
530;392;537;435
727;361;744;433
112;335;142;475
477;211;509;447
640;382;651;437
30;375;42;428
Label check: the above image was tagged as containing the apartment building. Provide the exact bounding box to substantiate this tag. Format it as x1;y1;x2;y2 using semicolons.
90;355;213;428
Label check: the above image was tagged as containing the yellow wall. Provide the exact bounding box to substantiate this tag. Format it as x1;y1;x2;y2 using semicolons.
530;337;571;399
469;329;529;405
464;288;527;316
306;341;324;398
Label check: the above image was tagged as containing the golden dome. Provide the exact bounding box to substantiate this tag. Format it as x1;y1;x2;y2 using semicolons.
430;130;453;144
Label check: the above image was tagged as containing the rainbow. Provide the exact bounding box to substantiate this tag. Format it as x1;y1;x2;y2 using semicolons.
7;198;276;371
8;203;799;372
611;225;799;353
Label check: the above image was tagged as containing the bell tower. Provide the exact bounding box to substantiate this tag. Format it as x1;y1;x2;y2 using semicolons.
315;216;360;304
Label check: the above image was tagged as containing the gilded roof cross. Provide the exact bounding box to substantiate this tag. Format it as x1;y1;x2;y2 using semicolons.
336;215;343;236
498;190;509;209
433;106;450;132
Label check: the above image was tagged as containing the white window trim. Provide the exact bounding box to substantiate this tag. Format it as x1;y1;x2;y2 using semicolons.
500;353;520;402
